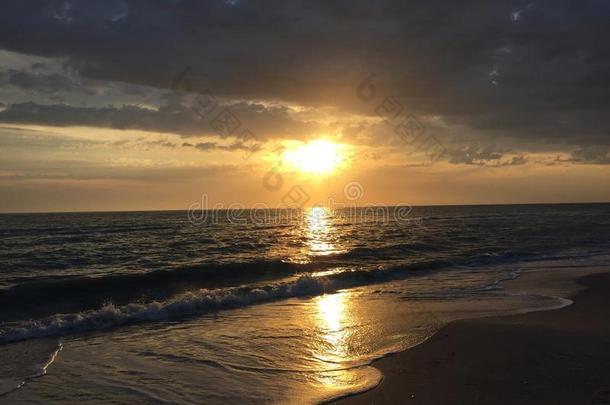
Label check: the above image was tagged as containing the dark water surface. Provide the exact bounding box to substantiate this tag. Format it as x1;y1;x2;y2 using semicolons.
1;204;609;403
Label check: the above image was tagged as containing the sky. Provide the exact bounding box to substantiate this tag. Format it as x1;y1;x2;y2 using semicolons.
0;0;609;212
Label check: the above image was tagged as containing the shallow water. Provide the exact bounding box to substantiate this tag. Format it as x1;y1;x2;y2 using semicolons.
1;204;609;403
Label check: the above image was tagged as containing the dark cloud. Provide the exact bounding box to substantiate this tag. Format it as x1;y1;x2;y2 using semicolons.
192;142;224;151
0;101;203;135
3;68;90;94
184;141;260;153
0;0;609;149
505;155;528;166
0;126;101;149
0;100;321;140
30;62;47;70
568;147;610;164
446;146;530;166
142;140;176;149
0;157;241;181
447;146;505;165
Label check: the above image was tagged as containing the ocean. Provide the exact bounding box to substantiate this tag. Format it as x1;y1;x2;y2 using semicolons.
1;203;609;403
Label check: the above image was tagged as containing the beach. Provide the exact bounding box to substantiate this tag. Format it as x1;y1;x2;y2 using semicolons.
337;270;610;405
3;2;610;403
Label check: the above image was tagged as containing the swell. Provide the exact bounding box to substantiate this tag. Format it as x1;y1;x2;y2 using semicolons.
0;246;569;324
0;262;451;344
0;259;324;323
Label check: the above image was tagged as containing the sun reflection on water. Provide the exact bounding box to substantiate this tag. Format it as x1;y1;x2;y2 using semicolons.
307;207;350;364
304;206;341;257
280;206;348;264
312;292;350;387
317;293;345;346
308;290;380;395
299;207;377;392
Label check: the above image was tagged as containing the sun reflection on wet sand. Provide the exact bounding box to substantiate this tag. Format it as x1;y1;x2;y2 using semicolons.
308;291;382;397
316;293;347;357
312;292;352;390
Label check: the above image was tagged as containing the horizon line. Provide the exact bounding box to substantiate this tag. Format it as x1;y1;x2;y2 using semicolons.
1;200;609;215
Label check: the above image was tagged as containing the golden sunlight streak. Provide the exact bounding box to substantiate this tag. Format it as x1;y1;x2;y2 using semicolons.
310;291;361;391
317;293;345;335
314;292;349;365
282;139;348;175
285;207;347;264
304;206;342;257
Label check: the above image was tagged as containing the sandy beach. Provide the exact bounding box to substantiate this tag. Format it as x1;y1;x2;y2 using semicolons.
336;271;610;405
3;1;610;403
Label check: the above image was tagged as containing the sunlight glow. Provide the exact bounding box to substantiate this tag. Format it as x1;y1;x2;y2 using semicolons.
282;139;347;175
317;293;345;334
311;291;365;392
304;206;341;257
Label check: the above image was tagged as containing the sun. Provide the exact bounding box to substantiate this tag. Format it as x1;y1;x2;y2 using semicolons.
282;139;347;175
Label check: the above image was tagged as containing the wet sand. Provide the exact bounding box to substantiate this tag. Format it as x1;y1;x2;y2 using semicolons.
336;272;610;405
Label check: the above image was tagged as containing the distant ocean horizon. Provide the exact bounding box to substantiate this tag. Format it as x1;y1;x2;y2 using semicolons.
2;203;610;403
2;200;610;215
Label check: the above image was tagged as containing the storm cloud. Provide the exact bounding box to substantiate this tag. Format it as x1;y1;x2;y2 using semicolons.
0;0;609;149
0;100;323;140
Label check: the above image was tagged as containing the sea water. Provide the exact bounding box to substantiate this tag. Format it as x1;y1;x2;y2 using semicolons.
1;204;609;403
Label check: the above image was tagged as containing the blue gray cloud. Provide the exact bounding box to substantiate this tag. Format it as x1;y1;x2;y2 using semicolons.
0;0;609;149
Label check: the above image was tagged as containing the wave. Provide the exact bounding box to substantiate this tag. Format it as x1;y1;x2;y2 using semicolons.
3;239;595;326
0;259;323;323
0;263;448;344
0;275;331;343
0;246;563;325
1;255;598;344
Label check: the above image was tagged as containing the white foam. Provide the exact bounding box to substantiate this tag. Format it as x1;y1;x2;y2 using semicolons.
0;274;340;343
0;341;62;396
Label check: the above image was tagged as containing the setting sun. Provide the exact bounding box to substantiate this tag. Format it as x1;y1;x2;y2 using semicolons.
4;3;610;404
282;139;348;175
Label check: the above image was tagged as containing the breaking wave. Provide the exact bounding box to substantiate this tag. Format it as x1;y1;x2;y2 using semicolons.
0;267;406;344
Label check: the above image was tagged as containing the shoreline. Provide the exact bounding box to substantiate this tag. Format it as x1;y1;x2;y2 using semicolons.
335;270;610;404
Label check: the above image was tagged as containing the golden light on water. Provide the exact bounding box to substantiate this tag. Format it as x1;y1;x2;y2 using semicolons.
282;139;347;175
313;292;350;380
308;206;329;232
307;207;351;370
304;206;342;257
311;291;378;394
317;293;345;339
